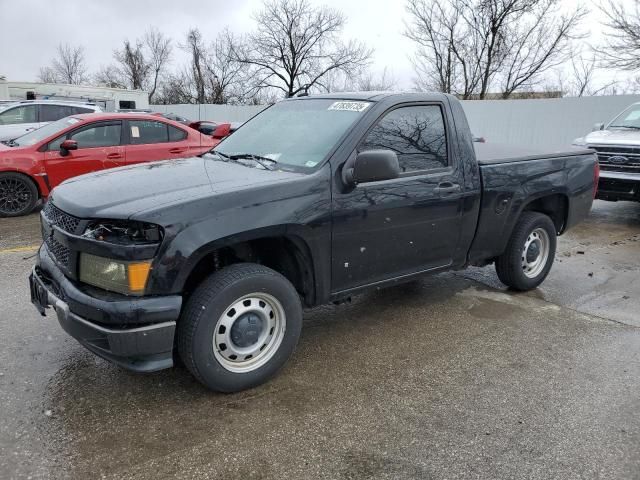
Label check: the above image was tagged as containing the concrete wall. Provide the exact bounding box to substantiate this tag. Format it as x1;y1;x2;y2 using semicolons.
150;104;266;123
151;95;640;149
461;95;640;149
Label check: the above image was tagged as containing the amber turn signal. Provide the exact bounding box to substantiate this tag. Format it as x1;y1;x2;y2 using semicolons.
128;262;152;293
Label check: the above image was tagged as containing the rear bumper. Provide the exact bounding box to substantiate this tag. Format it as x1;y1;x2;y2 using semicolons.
597;170;640;202
30;247;182;372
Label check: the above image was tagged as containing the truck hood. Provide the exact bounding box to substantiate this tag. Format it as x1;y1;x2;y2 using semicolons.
583;129;640;146
50;156;304;219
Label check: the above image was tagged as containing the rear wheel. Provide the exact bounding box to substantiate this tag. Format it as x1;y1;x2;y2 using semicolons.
177;263;303;392
0;172;38;217
495;212;557;291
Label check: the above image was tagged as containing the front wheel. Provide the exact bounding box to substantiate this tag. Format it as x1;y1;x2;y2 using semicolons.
495;212;557;291
0;172;39;217
177;263;303;392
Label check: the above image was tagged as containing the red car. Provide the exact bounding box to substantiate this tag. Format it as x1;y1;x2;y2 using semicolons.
0;113;217;216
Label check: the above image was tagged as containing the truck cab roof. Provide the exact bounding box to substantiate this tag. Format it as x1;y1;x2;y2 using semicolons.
283;91;453;103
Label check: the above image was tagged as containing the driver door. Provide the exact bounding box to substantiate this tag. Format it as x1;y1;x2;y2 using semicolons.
331;104;465;293
43;121;125;187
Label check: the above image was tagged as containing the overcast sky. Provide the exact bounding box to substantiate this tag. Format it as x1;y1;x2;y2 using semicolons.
0;0;636;90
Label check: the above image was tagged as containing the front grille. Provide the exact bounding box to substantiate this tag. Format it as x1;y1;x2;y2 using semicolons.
588;144;640;173
45;233;71;268
42;201;81;234
599;179;636;194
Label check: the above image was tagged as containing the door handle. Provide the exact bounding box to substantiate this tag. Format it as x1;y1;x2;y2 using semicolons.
435;182;461;195
169;148;187;154
106;153;123;160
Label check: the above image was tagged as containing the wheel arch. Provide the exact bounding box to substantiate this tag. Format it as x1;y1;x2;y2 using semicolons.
520;192;569;234
177;228;318;307
0;170;43;215
0;169;43;196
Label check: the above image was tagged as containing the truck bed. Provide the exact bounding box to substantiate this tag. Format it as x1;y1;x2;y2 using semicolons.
467;145;597;266
474;143;594;165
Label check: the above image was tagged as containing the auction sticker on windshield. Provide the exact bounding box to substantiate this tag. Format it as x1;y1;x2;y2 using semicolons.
328;101;370;112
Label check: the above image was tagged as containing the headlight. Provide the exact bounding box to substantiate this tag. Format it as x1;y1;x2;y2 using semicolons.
83;220;163;244
79;253;152;296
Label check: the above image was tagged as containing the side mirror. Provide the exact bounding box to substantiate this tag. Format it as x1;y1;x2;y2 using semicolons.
343;150;400;185
592;123;605;132
60;139;78;156
212;123;231;139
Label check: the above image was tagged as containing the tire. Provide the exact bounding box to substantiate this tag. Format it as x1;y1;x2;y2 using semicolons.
495;212;557;291
177;263;303;392
0;172;39;217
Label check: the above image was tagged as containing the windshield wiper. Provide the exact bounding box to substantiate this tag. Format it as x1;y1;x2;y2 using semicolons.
209;150;277;170
229;153;277;171
210;149;230;159
609;125;640;130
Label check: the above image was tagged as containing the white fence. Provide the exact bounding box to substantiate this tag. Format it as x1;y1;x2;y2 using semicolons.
151;104;265;123
461;95;640;149
152;94;640;149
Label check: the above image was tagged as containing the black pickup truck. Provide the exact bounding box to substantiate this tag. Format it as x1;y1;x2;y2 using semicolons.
29;93;598;392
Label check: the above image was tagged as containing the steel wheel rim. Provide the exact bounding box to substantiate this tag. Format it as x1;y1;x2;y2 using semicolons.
0;177;31;214
521;227;550;279
212;293;286;373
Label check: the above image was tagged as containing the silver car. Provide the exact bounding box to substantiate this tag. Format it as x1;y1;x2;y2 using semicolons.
0;100;102;142
573;102;640;203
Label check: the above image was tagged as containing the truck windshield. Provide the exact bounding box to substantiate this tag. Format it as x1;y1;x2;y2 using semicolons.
609;104;640;129
12;117;81;147
214;99;371;171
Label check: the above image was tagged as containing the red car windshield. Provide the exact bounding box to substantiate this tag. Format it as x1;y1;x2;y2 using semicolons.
13;117;81;147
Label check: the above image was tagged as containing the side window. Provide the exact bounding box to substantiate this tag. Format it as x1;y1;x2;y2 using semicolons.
129;120;169;145
0;105;38;125
168;125;187;142
71;107;95;115
70;123;122;149
359;105;448;174
48;135;67;152
40;105;74;122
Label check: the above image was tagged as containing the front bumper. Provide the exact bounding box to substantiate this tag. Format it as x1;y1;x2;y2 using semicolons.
30;247;182;372
597;170;640;202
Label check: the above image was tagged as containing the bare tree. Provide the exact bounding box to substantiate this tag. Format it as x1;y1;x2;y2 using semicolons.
94;65;127;89
597;0;640;71
181;28;206;104
144;27;173;102
499;1;586;98
570;53;606;97
37;66;58;84
155;71;195;104
232;0;372;98
405;0;585;99
316;67;397;93
356;67;397;91
166;28;249;104
114;40;149;90
40;43;88;84
405;0;507;99
102;27;172;102
542;54;616;98
405;0;465;95
205;29;248;103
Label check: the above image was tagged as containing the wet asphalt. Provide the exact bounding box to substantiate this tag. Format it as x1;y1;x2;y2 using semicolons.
0;200;638;480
